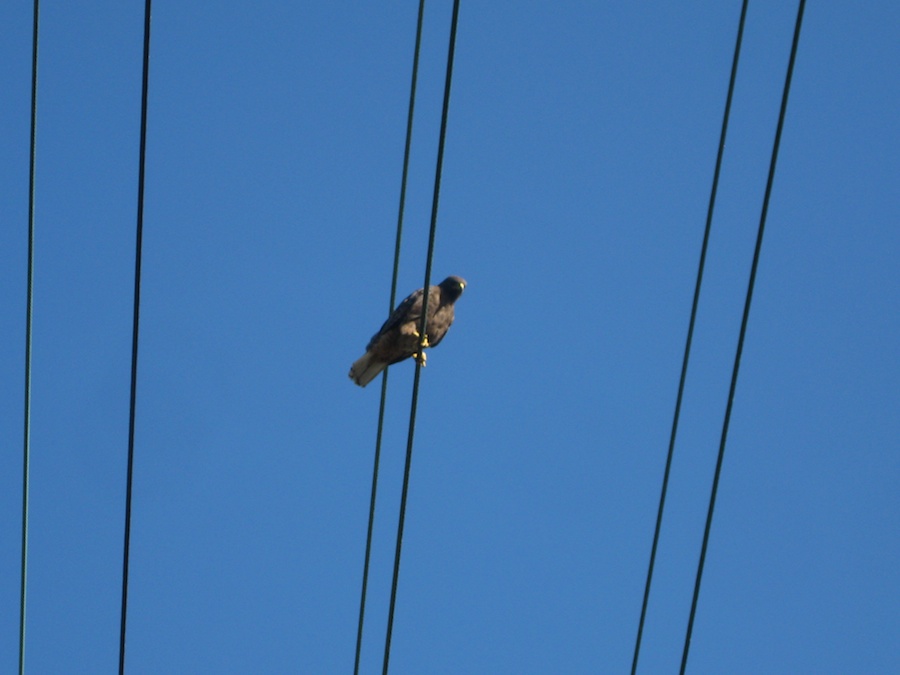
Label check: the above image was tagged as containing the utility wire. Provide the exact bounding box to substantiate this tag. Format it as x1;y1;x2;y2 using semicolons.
630;2;749;672
382;1;461;673
119;1;153;672
354;2;427;673
679;1;806;672
19;1;41;673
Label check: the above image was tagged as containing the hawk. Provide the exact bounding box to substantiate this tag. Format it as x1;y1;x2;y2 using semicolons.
349;275;466;387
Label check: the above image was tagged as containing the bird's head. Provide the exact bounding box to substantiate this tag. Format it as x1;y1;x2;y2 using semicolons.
439;276;466;303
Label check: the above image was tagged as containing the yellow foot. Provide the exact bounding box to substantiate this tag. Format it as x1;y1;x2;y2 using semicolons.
413;351;427;367
412;330;431;348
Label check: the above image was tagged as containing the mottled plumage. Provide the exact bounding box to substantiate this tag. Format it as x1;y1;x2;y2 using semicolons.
349;276;466;387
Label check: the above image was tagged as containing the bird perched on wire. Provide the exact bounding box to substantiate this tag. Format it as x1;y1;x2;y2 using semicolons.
349;275;466;387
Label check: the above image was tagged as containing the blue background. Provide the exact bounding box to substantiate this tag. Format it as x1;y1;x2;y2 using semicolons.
1;1;897;673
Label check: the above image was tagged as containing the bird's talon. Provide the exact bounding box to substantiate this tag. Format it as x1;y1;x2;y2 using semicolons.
412;329;430;348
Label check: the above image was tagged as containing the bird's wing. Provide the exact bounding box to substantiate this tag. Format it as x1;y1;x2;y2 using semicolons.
368;288;424;344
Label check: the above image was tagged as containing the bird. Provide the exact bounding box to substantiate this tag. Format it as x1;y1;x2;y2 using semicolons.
349;275;466;387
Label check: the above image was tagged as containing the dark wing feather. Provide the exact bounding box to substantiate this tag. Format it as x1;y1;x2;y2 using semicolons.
366;288;424;350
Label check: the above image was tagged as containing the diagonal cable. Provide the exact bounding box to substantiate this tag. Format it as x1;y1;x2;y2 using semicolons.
382;1;461;673
630;2;749;672
680;1;807;672
354;1;427;673
119;1;153;672
19;1;41;673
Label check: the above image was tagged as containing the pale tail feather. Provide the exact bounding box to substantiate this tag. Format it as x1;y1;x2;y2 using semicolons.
349;352;387;387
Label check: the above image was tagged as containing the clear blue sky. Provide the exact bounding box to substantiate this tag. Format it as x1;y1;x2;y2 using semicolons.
1;1;898;673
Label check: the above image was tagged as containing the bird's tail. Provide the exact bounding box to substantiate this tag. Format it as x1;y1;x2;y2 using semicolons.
349;352;387;388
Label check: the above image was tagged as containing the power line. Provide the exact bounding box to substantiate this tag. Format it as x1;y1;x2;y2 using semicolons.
382;1;461;673
679;1;807;672
119;1;153;672
630;2;749;672
19;1;41;673
354;2;426;673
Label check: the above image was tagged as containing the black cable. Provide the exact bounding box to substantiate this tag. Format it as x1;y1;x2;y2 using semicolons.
382;1;461;673
630;2;749;672
679;1;806;672
353;2;426;673
119;1;153;672
19;2;41;673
